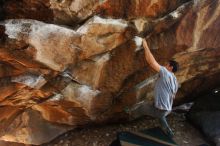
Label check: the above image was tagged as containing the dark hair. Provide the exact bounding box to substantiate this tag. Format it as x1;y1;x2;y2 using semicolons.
169;60;179;73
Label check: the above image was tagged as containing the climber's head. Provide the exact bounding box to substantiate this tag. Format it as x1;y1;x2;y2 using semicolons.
165;60;179;73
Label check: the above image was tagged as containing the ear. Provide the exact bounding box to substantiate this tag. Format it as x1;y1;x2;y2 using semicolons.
169;66;173;72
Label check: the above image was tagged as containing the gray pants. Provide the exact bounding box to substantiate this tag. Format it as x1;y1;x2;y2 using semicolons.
130;101;172;131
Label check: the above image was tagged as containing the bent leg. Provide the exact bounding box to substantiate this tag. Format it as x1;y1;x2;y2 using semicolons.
129;101;158;119
126;101;174;137
159;116;170;130
159;113;174;137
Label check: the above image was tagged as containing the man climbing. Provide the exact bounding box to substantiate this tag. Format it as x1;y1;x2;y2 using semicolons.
125;38;179;137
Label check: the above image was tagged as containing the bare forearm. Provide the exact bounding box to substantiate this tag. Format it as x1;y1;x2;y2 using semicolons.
143;43;156;64
142;39;160;72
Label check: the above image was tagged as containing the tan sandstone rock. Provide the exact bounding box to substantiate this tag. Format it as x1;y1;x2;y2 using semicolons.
0;0;219;145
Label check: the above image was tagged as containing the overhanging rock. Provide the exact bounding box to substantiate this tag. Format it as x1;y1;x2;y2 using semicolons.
0;0;220;145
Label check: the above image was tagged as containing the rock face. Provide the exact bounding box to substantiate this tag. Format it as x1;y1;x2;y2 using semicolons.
0;0;220;145
188;88;220;146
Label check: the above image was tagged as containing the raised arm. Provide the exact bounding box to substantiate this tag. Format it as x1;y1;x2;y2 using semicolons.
142;38;161;72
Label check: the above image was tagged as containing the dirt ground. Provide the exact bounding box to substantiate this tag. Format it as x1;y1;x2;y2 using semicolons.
43;112;210;146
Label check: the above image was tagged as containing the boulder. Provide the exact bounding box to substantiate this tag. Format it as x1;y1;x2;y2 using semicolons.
0;107;73;145
2;16;134;71
0;0;220;145
188;88;220;145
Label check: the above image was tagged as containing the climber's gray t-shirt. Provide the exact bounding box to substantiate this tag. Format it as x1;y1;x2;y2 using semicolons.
154;66;178;111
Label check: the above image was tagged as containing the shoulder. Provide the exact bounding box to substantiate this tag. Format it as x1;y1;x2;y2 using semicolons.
159;66;169;77
160;66;167;72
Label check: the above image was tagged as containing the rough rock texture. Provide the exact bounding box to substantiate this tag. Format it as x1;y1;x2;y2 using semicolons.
188;88;220;145
97;0;191;19
1;0;53;22
0;0;220;145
